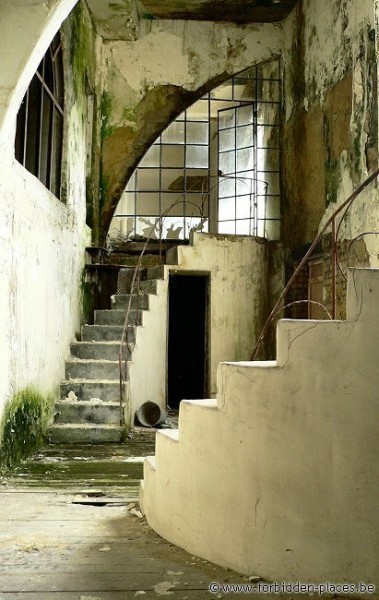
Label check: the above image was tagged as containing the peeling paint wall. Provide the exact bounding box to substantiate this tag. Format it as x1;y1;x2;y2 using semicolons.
96;20;284;241
0;1;94;454
282;0;379;316
282;0;378;255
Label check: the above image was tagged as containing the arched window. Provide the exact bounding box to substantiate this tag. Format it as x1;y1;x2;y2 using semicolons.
15;33;64;199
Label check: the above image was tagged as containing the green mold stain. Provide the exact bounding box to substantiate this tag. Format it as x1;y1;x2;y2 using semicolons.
100;91;115;140
0;388;54;472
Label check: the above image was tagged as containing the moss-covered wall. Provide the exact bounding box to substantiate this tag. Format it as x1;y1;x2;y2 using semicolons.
281;0;378;314
0;389;53;471
282;0;378;254
61;1;97;228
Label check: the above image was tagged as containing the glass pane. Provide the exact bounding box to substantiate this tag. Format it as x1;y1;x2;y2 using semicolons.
186;121;209;144
185;216;208;237
125;172;136;192
236;174;254;196
162;168;184;191
236;125;253;149
116;191;135;215
233;80;253;101
219;176;235;199
211;83;232;100
257;124;279;148
186;100;209;121
236;219;251;235
258;148;280;171
218;196;235;220
264;172;280;195
236;148;253;172
265;195;281;219
50;108;62;198
109;216;135;239
162;121;185;143
136;192;160;216
218;220;236;234
256;178;269;195
135;216;161;239
25;75;41;177
265;219;281;240
40;91;52;188
186;145;208;168
185;193;207;217
161;193;184;216
219;128;235;152
136;168;160;190
260;80;280;102
141;144;160;167
185;169;208;193
161;144;185;168
257;105;279;125
236;195;252;219
219;151;235;175
236;105;254;126
218;110;235;130
162;216;185;240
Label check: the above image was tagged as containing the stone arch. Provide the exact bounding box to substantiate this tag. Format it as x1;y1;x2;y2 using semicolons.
100;73;232;243
97;19;283;243
100;67;282;243
0;0;77;145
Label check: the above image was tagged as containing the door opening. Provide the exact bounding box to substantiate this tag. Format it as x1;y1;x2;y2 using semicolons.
167;274;209;410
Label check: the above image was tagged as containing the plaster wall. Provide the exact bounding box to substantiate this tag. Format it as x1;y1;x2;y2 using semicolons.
129;233;282;416
128;278;169;417
0;3;92;433
173;233;277;392
282;0;379;263
142;268;379;586
97;20;284;238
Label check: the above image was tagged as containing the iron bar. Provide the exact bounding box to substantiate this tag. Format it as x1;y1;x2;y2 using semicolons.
250;167;379;360
331;218;337;319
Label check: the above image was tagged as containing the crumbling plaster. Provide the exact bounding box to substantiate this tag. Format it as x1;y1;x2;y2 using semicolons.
97;19;283;241
282;0;379;267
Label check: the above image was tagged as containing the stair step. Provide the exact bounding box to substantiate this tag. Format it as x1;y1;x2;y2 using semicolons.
81;324;135;342
48;423;125;444
94;309;142;326
145;455;157;471
140;279;157;295
165;246;179;265
146;265;165;280
60;380;121;402
70;341;132;361
157;429;179;442
65;359;120;380
111;294;149;310
54;400;121;425
105;253;161;268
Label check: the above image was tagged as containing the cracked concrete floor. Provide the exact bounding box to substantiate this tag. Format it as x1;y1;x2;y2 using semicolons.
0;436;260;599
0;436;340;600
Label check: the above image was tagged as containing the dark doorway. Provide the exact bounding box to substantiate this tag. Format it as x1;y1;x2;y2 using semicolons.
167;274;209;409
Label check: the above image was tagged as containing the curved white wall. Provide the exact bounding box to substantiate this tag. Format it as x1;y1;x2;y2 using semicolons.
0;0;89;422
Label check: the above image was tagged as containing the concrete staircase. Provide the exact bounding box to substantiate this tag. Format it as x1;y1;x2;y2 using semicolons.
48;270;161;444
140;268;379;585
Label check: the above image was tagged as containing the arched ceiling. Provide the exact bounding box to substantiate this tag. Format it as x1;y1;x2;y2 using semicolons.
86;0;299;40
138;0;299;23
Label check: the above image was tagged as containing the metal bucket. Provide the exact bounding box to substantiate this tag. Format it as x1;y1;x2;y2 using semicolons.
136;401;167;427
